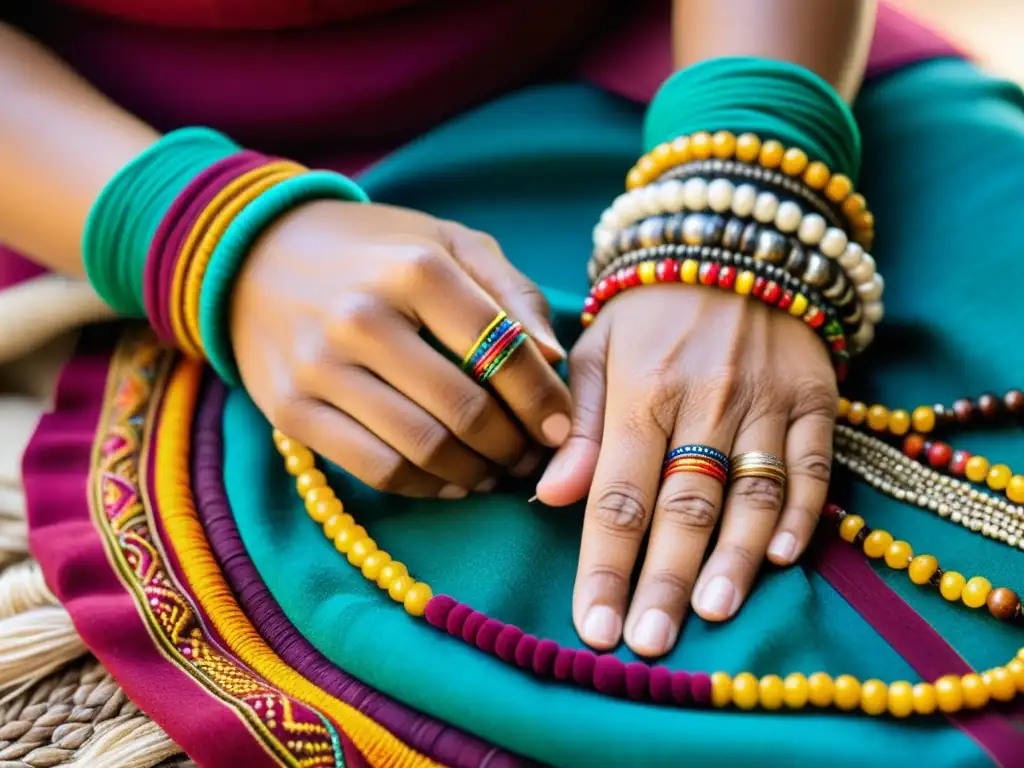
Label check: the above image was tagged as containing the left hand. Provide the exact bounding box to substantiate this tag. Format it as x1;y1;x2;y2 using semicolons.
536;284;838;658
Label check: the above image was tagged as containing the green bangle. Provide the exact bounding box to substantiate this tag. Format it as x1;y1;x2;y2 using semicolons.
197;170;369;386
82;127;239;317
643;57;862;181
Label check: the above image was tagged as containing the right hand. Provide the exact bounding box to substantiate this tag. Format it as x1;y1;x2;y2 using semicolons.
229;200;573;498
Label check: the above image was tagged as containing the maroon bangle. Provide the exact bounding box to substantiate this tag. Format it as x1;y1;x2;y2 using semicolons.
145;151;269;343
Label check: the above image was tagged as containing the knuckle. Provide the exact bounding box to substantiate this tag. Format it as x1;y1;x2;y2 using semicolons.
643;570;696;603
447;387;495;441
328;296;382;345
582;565;632;596
363;454;410;492
789;449;832;483
639;371;683;436
790;379;839;419
512;279;551;314
690;366;752;422
397;243;450;287
730;477;785;512
716;541;763;573
405;420;455;468
592;481;653;535
658;488;719;532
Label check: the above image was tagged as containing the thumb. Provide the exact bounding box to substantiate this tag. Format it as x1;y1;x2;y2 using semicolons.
536;325;608;506
447;225;566;362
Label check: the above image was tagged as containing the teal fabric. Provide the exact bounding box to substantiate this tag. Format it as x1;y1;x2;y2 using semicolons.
644;57;861;179
226;60;1024;767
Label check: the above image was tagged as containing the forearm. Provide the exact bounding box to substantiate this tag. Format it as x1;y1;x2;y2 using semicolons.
0;21;158;277
671;0;876;102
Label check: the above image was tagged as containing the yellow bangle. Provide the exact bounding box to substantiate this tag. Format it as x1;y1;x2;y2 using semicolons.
625;130;873;249
169;161;303;356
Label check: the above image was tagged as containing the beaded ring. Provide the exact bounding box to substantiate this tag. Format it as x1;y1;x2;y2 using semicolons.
663;445;729;484
461;313;528;384
624;131;874;248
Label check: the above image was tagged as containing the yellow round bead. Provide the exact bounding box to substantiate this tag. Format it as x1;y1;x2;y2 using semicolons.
690;131;713;159
911;406;936;433
983;667;1017;702
680;259;700;284
887;410;911;436
1007;475;1024;504
732;672;759;710
961;576;992;608
780;148;809;176
308;497;342;524
866;404;890;431
285;449;314;475
580;312;595;328
637;261;657;285
734;271;756;295
711;130;737;159
276;436;297;455
387;575;413;603
376;561;408;589
272;428;289;448
403;582;433;616
837;397;851;418
360;551;392;581
908;555;939;585
887;681;915;718
735;133;761;162
807;672;834;707
296;470;325;496
964;455;990;483
833;675;861;711
825;174;853;202
625;168;645;190
1006;659;1024;692
788;293;809;317
650;143;673;169
841;192;867;217
884;541;913;570
960;673;989;709
711;672;733;708
323;512;355;539
863;530;893;559
802;161;830;189
636;156;657;179
759;140;784;168
860;679;887;715
847;401;867;425
987;463;1012;491
855;210;875;229
669;136;692;166
347;537;378;567
304;487;336;516
935;675;963;712
758;675;785;710
939;571;967;601
1018;648;1024;662
838;515;865;543
912;682;937;715
782;673;809;709
334;524;367;553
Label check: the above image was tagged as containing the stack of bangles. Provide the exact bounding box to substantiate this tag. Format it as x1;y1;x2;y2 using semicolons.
461;313;529;384
82;127;370;385
583;130;889;379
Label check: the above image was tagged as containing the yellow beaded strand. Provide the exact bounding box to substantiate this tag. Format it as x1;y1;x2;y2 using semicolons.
625;130;874;247
273;430;1024;716
273;429;434;617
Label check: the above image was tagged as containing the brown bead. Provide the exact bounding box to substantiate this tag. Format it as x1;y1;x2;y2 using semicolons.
932;404;954;426
1003;389;1024;415
986;587;1021;621
977;393;1000;419
952;398;975;423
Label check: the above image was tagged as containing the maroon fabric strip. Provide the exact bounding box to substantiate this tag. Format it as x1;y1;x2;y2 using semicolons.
812;534;1024;768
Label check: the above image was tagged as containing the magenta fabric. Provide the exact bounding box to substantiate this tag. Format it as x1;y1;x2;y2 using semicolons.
0;246;46;290
148;151;268;343
811;533;1024;768
191;375;536;768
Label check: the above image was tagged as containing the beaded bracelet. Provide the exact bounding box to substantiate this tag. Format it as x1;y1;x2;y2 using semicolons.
582;251;850;375
595;212;866;332
197;170;370;385
624;131;874;248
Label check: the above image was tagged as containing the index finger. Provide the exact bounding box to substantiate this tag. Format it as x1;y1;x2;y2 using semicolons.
573;399;666;651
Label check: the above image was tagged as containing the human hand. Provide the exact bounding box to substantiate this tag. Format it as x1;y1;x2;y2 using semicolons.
537;284;837;657
230;200;572;497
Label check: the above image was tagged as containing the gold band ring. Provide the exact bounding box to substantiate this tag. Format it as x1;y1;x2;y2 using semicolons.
729;451;787;485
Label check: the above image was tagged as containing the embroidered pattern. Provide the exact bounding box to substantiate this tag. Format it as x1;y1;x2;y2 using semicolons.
90;334;341;768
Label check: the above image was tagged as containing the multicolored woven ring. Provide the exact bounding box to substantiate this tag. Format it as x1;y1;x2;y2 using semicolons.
461;313;528;384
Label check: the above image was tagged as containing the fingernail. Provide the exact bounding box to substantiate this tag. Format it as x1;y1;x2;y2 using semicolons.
631;609;676;656
768;532;797;563
696;576;737;619
541;414;571;446
582;605;621;648
511;450;542;478
439;484;468;500
474;477;497;493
